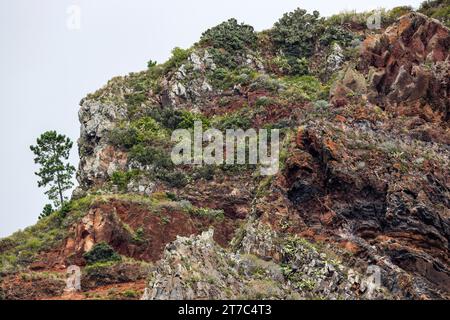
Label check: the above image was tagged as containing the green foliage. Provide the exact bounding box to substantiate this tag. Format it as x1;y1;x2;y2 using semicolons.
149;107;184;130
177;111;211;129
419;0;450;27
255;96;275;107
129;145;173;169
192;165;216;181
272;8;353;60
83;261;117;278
157;171;188;188
124;92;146;109
161;47;191;74
182;201;225;220
313;100;330;111
0;196;103;274
30;131;76;209
108;127;139;150
39;204;53;220
201;18;257;53
200;19;257;68
83;242;122;265
122;290;140;299
272;56;309;75
58;201;73;219
281;75;328;102
132;227;146;244
208;66;258;90
212;112;252;131
327;6;415;30
131;117;167;142
249;74;283;92
111;170;140;191
109;117;167;150
388;6;413;21
148;108;211;130
147;59;157;69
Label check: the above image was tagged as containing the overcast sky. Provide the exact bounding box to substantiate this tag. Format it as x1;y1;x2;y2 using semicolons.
0;0;423;238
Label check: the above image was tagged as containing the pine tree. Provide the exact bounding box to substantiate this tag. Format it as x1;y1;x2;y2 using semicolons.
30;131;76;209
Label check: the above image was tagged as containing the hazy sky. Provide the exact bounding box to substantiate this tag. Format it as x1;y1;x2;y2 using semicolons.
0;0;423;238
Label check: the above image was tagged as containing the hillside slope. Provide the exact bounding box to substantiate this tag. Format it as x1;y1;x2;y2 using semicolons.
1;8;449;300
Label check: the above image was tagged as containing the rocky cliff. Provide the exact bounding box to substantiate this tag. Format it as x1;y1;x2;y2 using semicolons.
0;8;449;300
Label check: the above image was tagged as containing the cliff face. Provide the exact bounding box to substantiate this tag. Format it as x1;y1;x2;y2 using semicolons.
1;10;449;300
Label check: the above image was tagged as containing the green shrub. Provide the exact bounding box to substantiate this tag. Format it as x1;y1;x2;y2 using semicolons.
59;201;73;219
129;145;173;169
157;171;188;188
255;96;276;107
111;170;140;191
272;8;353;60
208;67;257;90
313;100;330;110
419;0;450;27
186;205;225;220
131;117;167;142
83;261;117;278
272;56;309;75
39;204;53;220
249;75;283;92
177;111;210;129
193;165;216;181
149;108;184;130
161;47;191;73
147;60;157;69
213;113;252;131
388;6;413;21
108;127;139;150
83;242;121;265
200;19;257;68
124;92;146;108
122;290;140;299
281;75;328;102
200;18;257;53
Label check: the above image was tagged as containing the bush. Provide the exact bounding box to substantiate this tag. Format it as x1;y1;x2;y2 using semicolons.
157;171;188;188
162;47;191;73
193;165;216;181
200;18;257;53
83;242;122;265
272;8;353;60
147;60;157;69
108;127;139;150
249;75;283;92
129;145;173;169
131;117;167;142
177;111;210;129
200;19;257;68
149;108;184;130
109;117;167;150
255;96;276;107
59;201;73;219
83;261;116;278
39;204;53;220
388;6;413;21
419;0;450;27
213;113;252;131
272;56;309;75
281;75;328;102
111;170;140;191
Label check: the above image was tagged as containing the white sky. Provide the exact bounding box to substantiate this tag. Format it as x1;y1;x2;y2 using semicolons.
0;0;423;238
